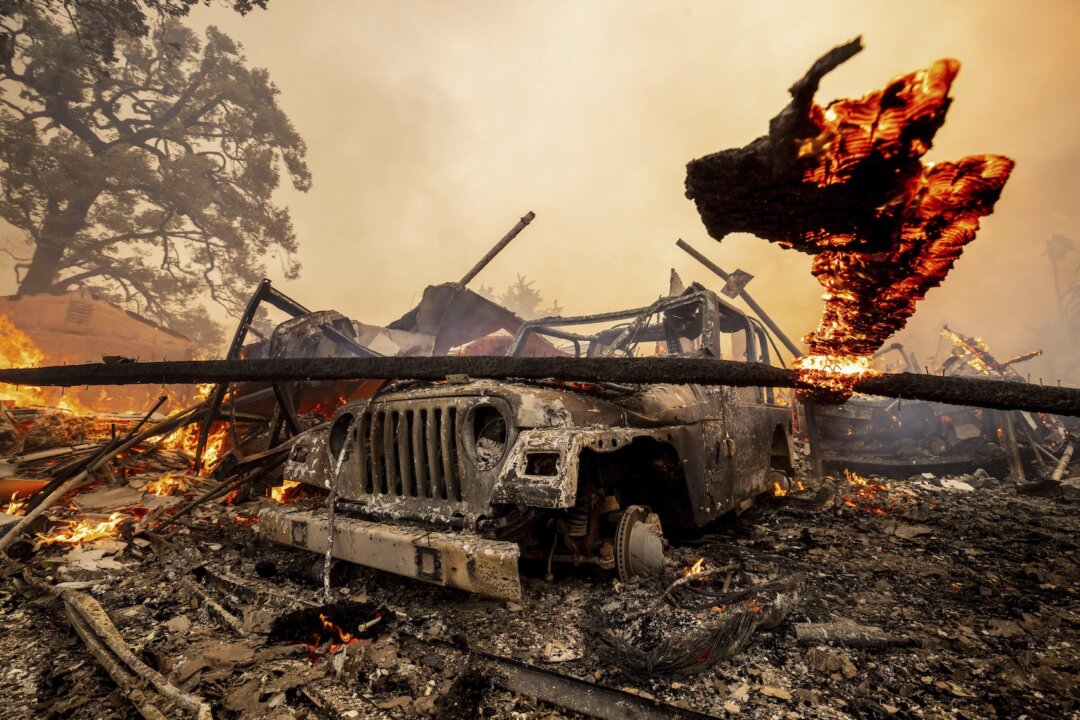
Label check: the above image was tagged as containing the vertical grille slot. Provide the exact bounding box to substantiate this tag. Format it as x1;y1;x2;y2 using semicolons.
359;412;372;494
425;409;440;499
349;400;466;506
385;411;400;495
447;407;462;501
371;410;386;494
438;407;453;500
412;409;427;498
397;411;414;497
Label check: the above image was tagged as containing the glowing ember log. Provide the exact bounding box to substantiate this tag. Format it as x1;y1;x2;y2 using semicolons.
686;38;1014;400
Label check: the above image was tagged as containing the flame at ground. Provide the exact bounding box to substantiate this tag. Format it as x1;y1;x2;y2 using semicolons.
144;473;193;496
161;422;231;474
684;557;706;577
0;313;49;409
38;512;127;545
297;612;379;656
269;479;302;504
233;512;259;527
842;469;891;515
319;613;360;646
774;477;809;497
3;492;27;515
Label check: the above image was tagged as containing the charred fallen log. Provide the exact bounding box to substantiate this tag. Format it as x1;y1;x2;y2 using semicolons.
1;356;1079;416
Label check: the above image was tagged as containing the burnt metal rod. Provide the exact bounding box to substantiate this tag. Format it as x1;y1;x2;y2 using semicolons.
457;211;536;288
2;356;1080;416
401;633;723;720
195;278;272;473
677;239;802;358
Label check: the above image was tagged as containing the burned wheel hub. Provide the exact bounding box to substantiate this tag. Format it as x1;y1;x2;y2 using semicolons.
615;505;665;581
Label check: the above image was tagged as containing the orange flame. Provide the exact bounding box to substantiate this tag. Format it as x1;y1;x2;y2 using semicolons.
160;422;231;474
795;62;1013;399
269;479;302;504
774;478;808;497
319;613;360;646
194;382;216;401
0;313;89;413
3;492;27;515
684;557;706;577
842;469;891;514
795;354;880;400
143;473;192;496
233;513;259;527
38;512;127;545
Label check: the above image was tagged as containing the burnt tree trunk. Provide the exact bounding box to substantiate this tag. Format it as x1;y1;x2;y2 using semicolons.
18;190;100;294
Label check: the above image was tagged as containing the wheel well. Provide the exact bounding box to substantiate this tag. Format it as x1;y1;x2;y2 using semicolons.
770;423;794;475
579;437;696;529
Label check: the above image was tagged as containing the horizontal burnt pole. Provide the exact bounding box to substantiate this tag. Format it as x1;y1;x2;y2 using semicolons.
1;357;1079;416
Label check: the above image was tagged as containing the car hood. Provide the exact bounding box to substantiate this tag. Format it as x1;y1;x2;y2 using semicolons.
370;379;707;429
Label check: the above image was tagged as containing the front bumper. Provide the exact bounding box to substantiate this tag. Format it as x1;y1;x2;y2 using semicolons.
257;505;522;603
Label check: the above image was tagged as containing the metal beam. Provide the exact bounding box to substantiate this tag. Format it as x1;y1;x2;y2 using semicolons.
677;239;802;358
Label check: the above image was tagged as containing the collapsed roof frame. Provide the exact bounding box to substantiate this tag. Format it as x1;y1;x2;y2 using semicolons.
194;279;381;473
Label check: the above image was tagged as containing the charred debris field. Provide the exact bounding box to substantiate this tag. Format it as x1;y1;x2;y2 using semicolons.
1;408;1078;720
0;27;1077;720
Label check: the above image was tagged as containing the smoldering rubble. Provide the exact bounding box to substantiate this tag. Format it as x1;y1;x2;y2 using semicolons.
1;402;1078;719
1;271;1079;719
2;38;1079;719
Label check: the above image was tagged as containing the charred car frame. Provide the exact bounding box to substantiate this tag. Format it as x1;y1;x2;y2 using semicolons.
260;286;795;602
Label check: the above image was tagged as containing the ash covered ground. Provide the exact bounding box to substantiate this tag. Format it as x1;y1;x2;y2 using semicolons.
2;416;1078;720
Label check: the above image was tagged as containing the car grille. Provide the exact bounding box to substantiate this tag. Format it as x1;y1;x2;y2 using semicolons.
355;401;463;502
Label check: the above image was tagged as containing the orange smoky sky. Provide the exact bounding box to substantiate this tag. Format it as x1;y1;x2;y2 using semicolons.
4;1;1079;379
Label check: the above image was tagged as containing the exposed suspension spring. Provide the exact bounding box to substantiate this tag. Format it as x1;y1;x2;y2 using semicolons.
564;507;589;537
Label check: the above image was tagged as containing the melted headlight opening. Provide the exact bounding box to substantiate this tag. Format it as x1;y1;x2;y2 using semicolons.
470;404;508;469
328;411;355;460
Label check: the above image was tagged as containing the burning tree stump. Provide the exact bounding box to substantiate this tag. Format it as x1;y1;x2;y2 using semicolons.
686;37;1014;400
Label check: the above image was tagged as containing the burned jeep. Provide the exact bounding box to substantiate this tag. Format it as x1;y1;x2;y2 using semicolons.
260;286;794;602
